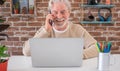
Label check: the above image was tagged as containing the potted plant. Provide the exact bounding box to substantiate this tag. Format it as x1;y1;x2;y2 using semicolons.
13;2;19;14
29;5;34;14
0;45;9;71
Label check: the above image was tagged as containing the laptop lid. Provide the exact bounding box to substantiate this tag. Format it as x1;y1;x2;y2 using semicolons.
29;38;84;67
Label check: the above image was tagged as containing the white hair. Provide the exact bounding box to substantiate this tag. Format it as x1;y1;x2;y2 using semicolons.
48;0;71;11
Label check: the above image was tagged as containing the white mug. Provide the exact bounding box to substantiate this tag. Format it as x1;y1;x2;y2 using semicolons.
97;52;115;71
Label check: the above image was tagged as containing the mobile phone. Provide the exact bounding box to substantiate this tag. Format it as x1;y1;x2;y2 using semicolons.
49;10;53;26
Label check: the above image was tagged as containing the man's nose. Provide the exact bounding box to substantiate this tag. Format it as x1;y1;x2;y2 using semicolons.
57;12;63;18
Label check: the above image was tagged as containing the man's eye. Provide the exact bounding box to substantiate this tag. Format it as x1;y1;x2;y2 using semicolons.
52;11;57;14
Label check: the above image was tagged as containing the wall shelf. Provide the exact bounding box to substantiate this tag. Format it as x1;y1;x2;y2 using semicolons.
80;4;115;8
80;21;115;24
80;0;115;24
11;14;36;17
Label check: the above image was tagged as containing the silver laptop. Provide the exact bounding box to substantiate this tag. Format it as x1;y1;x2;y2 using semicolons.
29;38;84;67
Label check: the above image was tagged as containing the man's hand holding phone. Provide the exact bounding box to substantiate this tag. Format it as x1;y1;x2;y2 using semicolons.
45;12;55;33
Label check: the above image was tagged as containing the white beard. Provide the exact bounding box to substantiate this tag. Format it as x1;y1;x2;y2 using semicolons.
53;19;68;28
52;23;69;33
52;20;69;33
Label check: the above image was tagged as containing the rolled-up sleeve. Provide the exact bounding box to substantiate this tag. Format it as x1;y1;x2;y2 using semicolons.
82;28;98;59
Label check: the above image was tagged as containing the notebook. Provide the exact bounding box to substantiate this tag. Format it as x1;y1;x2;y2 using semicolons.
29;38;84;67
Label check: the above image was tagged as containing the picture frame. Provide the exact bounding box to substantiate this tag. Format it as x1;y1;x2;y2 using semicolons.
19;0;29;14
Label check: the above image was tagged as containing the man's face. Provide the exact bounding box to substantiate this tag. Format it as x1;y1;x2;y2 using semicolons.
51;2;70;26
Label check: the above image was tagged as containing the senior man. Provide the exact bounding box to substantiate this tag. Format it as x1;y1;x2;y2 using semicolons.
23;0;98;59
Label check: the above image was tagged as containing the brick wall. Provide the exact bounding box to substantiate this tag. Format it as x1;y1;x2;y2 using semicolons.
0;0;120;55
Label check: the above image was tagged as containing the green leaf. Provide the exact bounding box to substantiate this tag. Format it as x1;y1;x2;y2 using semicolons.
0;53;9;57
0;19;5;23
0;45;9;60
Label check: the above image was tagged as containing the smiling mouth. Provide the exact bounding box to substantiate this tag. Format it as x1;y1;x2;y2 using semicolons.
56;20;64;22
